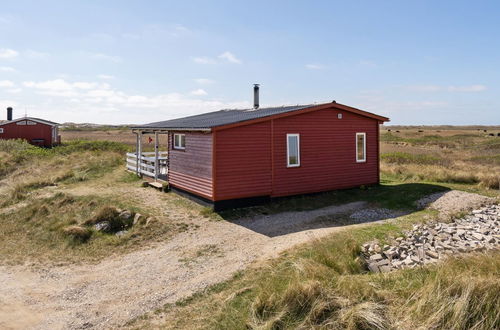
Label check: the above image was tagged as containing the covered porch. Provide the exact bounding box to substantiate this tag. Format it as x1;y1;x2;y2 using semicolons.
126;129;170;182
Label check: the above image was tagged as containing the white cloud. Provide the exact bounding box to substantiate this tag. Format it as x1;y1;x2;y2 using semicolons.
0;48;18;59
24;50;49;59
97;74;115;80
19;78;251;124
218;51;241;64
193;52;242;65
447;85;486;92
23;79;109;97
190;88;208;96
0;66;15;72
192;56;216;64
408;84;487;93
90;53;122;63
6;88;21;94
407;85;442;92
305;64;326;70
194;78;215;85
0;80;14;87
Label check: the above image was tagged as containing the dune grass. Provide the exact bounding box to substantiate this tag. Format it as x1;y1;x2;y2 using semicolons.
130;214;499;330
0;192;176;265
380;131;500;189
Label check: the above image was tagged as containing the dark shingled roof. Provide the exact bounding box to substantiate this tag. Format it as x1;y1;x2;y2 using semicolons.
135;104;318;130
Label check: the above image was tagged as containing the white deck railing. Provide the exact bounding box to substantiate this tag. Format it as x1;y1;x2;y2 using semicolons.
126;152;168;180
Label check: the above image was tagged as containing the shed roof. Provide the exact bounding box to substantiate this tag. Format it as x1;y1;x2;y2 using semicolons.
134;101;389;131
0;117;59;127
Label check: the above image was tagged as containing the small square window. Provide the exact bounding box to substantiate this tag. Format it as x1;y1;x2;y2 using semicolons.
337;113;343;119
0;128;3;134
173;133;186;150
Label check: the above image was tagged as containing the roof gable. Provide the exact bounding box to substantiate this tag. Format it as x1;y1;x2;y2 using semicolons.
0;117;58;127
134;102;389;131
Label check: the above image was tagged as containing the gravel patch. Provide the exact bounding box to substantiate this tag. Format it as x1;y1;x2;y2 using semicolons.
416;190;494;218
350;208;405;223
362;204;500;273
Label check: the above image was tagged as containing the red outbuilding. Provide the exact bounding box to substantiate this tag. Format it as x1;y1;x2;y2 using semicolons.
0;107;60;147
130;87;389;209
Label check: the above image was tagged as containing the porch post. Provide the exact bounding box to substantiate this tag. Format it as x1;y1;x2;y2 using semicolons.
154;131;159;181
137;131;142;177
135;132;139;176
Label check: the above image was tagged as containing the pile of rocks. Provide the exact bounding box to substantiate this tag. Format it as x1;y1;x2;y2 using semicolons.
362;204;500;273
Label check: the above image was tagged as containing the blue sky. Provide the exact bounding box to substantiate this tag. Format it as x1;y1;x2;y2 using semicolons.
0;1;499;125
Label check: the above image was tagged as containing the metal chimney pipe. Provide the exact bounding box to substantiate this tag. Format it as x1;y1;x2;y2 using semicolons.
7;107;12;121
253;84;260;109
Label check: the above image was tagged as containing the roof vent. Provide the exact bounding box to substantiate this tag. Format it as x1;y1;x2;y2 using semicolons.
332;100;336;103
253;84;260;109
7;107;12;121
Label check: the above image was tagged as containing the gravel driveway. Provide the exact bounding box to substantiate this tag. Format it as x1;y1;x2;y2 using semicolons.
0;189;494;329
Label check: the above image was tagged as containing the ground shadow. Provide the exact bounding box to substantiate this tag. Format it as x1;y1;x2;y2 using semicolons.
219;183;451;237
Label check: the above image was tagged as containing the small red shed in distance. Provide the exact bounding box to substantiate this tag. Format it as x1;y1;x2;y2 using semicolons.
0;115;61;147
133;101;389;209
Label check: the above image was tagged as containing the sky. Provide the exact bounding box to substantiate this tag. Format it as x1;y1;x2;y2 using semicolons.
0;0;499;125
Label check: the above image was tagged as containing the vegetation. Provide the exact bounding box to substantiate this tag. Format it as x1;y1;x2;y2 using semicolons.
1;129;499;329
380;130;500;189
0;192;177;265
131;210;499;329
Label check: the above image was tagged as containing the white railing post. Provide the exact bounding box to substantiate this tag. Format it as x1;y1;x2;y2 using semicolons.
137;131;142;177
154;131;159;181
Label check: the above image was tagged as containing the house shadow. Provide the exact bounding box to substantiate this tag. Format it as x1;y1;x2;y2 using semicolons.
219;183;451;238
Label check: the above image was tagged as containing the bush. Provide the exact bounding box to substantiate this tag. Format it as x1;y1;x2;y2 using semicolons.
63;225;92;242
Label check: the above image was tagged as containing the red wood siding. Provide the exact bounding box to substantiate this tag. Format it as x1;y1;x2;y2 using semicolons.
168;132;214;199
214;121;272;200
0;120;56;147
271;109;379;197
213;106;380;201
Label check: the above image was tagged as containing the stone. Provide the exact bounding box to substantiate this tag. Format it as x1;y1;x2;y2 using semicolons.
369;254;383;261
368;263;379;273
119;210;133;220
472;233;484;241
376;259;389;266
425;250;439;259
115;230;128;237
133;213;143;225
95;221;111;232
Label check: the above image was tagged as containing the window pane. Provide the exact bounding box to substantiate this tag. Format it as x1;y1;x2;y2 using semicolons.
357;134;365;161
180;134;186;148
288;135;299;165
174;134;179;147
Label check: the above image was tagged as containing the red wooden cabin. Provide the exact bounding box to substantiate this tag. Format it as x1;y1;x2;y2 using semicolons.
0;108;60;147
131;96;389;210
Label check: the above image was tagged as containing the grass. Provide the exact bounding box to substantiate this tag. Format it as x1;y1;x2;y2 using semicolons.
130;214;499;329
380;130;500;189
0;192;175;265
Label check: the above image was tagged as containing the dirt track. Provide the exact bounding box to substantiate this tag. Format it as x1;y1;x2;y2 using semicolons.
0;189;493;329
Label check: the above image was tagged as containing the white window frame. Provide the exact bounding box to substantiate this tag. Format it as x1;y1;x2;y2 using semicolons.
286;134;300;168
173;133;186;150
356;132;366;163
0;128;3;134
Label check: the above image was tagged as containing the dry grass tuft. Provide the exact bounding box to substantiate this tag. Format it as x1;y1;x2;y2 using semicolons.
63;225;92;243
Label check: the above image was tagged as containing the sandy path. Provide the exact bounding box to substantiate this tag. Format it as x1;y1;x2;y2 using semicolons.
0;189;493;329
